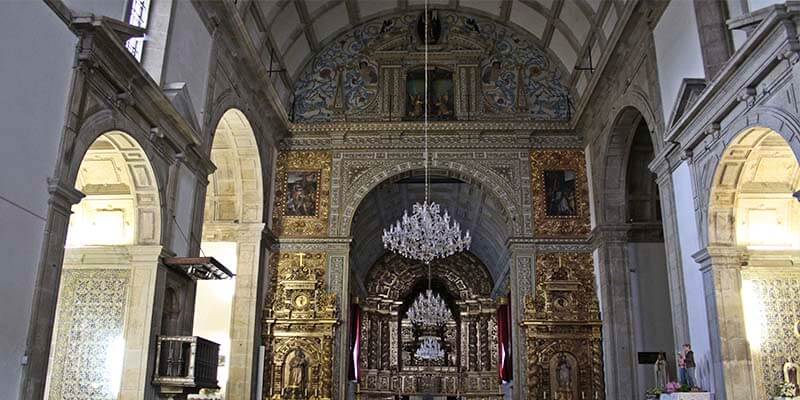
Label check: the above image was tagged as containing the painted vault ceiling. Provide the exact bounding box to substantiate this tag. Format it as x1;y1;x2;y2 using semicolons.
253;0;630;116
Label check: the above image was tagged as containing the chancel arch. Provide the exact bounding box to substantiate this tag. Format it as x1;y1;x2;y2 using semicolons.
348;168;513;284
47;131;164;400
198;108;265;400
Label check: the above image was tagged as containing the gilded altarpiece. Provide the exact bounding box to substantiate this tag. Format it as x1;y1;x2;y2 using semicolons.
263;252;338;400
272;151;332;237
530;149;591;238
357;252;501;399
524;252;604;400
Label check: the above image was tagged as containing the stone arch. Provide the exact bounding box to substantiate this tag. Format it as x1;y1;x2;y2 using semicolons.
700;106;800;247
203;108;264;225
339;159;523;237
598;105;654;225
66;130;162;246
198;107;266;400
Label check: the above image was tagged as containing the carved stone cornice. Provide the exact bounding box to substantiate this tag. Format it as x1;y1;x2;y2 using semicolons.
289;119;571;135
272;237;352;253
47;177;85;212
589;224;629;248
692;245;746;273
282;131;583;151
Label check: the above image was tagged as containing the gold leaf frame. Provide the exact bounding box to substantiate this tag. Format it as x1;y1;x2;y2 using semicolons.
273;151;332;237
530;149;591;238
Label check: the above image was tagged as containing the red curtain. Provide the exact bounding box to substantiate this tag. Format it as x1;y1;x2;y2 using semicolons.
349;304;362;381
497;296;512;382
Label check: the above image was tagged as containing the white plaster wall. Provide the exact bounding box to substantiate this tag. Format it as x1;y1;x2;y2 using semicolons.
748;0;786;12
0;2;76;397
162;0;212;127
653;0;706;123
628;242;675;395
62;0;127;19
672;163;714;392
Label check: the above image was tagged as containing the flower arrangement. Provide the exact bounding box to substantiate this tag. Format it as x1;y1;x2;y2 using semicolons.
664;381;692;393
772;382;797;398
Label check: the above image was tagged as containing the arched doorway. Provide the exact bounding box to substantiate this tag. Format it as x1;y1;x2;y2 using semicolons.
595;106;680;398
348;169;512;398
623;116;676;394
197;108;264;399
706;126;800;398
47;131;162;400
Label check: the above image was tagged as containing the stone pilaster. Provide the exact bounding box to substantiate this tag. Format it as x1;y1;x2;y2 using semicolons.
652;152;691;350
508;239;535;399
226;223;266;400
693;246;756;400
591;225;637;400
20;179;84;400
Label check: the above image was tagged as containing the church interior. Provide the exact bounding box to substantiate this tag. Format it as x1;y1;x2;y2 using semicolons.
4;0;800;399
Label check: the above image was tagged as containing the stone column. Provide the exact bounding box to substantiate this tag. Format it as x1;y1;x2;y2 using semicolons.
20;179;84;400
508;239;535;399
693;246;755;400
226;222;265;400
122;245;164;400
591;225;637;400
652;156;691;349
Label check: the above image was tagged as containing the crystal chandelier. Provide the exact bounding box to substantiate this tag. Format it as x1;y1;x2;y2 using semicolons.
407;289;452;327
415;336;445;361
381;0;470;264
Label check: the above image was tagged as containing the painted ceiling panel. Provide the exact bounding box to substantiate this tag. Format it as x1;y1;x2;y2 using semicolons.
357;0;397;18
560;0;591;43
284;35;311;76
271;4;302;52
550;29;578;71
459;0;503;16
510;0;548;38
312;2;349;43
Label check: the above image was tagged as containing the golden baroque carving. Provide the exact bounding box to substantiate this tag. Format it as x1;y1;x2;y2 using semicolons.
263;252;338;400
530;149;591;238
526;252;600;322
273;151;332;237
523;252;603;400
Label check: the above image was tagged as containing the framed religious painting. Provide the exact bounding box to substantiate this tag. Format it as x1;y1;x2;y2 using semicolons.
530;149;590;237
284;170;321;217
404;67;455;121
272;151;331;237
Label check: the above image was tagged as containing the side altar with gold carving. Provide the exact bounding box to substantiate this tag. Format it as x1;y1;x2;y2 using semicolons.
522;253;604;400
263;253;338;400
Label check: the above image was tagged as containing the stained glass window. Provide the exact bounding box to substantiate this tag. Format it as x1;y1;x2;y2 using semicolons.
124;0;151;61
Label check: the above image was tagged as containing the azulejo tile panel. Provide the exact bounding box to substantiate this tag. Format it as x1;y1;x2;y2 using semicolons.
48;269;130;400
293;10;571;122
272;151;332;237
530;149;591;238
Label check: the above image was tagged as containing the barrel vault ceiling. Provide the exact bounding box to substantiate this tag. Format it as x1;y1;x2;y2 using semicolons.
251;0;631;114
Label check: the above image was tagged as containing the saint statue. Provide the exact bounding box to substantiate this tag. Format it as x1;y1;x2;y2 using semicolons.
286;350;308;398
784;358;799;396
555;354;573;400
654;353;669;389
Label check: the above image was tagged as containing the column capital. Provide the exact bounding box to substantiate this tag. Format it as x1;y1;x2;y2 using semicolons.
47;177;85;212
692;245;745;272
590;224;629;247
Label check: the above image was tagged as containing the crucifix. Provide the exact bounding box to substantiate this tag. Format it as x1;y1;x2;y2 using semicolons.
294;252;306;267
